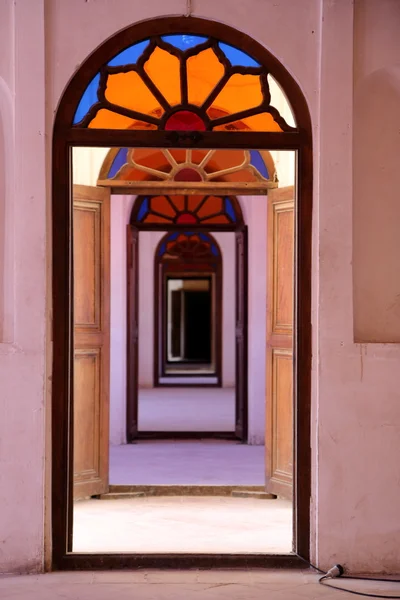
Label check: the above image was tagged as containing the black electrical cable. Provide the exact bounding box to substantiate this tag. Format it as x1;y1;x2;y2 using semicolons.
319;577;400;599
295;554;400;599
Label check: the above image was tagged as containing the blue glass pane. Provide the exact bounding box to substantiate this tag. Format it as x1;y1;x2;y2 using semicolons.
168;232;180;240
159;242;167;256
199;232;211;242
224;197;237;222
184;232;194;236
211;244;219;256
108;148;129;178
137;197;149;221
108;40;150;67
73;73;100;124
218;42;260;68
250;150;269;179
161;35;208;51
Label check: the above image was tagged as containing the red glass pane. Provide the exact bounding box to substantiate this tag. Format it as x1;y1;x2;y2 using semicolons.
174;168;202;182
165;111;206;131
176;213;198;224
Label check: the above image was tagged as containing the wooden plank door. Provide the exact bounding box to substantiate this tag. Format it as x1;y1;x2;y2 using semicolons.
73;184;110;500
235;227;248;440
265;187;295;499
126;225;139;441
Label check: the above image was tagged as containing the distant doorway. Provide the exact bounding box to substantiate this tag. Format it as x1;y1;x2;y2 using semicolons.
155;232;222;385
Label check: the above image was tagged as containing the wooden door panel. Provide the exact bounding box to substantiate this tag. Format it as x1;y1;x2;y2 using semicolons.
269;348;293;495
73;349;102;495
266;187;294;499
73;204;100;329
273;205;294;335
73;184;110;500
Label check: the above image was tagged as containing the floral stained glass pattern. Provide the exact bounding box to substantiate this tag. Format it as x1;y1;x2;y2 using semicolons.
158;232;220;261
73;34;295;132
99;148;275;186
132;194;242;226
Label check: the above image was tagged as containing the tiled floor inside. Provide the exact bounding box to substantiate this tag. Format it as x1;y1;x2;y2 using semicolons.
3;570;400;600
73;495;292;553
109;440;265;485
138;387;236;432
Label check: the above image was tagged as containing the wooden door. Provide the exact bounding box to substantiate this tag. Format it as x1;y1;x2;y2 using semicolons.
73;184;110;500
235;227;248;440
265;187;294;499
126;225;139;441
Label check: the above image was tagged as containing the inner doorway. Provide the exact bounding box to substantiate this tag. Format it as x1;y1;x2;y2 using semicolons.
126;189;247;440
52;16;312;569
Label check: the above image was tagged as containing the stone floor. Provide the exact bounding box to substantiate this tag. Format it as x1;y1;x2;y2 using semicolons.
110;440;265;485
73;496;292;553
138;387;236;432
2;570;400;600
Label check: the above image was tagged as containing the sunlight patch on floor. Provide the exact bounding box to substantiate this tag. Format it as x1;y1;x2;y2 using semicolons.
73;495;292;554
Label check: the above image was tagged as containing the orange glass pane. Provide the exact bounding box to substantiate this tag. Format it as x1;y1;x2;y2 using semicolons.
202;215;230;224
118;167;165;181
211;169;255;183
191;150;212;165
169;149;188;164
187;48;225;106
197;196;223;218
105;72;162;116
144;47;181;106
210;73;263;116
169;195;185;212
188;195;204;212
205;150;246;172
144;214;172;224
213;112;283;132
150;196;177;218
88;110;137;129
88;109;158;129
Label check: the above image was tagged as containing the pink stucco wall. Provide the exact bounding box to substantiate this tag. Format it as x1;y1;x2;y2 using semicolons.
0;0;399;575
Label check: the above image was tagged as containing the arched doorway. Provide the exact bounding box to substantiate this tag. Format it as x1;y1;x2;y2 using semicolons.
126;193;246;441
52;16;312;569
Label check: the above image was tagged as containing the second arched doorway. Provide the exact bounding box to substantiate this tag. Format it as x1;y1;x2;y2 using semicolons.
127;191;247;442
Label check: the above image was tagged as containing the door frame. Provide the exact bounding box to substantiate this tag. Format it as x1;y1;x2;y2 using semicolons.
154;233;223;388
127;216;246;442
51;16;312;570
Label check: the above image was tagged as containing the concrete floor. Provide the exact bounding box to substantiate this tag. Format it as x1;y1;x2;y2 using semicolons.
3;570;400;600
138;387;235;432
110;441;265;485
73;496;293;553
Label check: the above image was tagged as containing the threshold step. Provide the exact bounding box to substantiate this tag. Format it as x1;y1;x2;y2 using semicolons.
95;491;145;500
231;490;277;500
106;485;265;497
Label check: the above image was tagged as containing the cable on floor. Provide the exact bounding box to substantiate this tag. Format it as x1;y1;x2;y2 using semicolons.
295;554;400;599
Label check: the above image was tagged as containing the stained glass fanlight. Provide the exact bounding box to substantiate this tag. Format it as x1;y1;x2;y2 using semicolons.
73;35;296;132
98;148;276;187
158;232;221;263
132;193;242;226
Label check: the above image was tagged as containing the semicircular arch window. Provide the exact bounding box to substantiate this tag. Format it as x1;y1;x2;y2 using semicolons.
132;193;243;226
158;231;221;264
73;35;296;132
99;148;276;186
